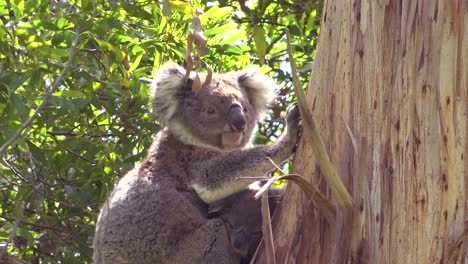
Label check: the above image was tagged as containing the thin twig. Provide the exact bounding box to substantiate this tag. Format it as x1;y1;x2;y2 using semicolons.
0;27;81;156
267;157;287;174
47;131;136;138
236;176;270;181
261;193;276;264
0;213;61;232
64;148;97;165
0;201;25;258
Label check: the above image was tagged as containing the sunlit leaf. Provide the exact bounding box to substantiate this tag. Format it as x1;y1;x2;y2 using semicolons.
128;52;143;73
253;26;267;65
169;0;195;14
204;23;237;36
200;6;233;24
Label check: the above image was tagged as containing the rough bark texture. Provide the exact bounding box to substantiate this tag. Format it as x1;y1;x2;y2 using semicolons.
256;0;467;263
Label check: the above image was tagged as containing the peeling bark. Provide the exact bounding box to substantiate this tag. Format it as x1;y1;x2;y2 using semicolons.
255;0;467;263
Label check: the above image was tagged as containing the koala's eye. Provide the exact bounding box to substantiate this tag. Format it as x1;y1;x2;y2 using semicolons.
206;107;216;114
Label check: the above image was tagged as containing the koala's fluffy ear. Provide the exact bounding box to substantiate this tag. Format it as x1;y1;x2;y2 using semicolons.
238;69;277;121
151;64;189;123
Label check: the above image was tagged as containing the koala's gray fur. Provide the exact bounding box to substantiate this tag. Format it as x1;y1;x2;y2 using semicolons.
93;64;301;264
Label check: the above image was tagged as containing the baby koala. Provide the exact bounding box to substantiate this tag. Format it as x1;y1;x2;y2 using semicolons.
93;64;301;264
208;188;284;264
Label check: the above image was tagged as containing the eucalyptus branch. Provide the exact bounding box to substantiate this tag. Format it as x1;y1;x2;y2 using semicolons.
237;0;252;16
0;201;25;259
285;29;353;209
0;27;81;156
46;131;137;138
0;212;61;233
64;148;97;165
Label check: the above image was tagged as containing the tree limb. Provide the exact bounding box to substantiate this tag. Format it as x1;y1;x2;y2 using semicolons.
0;201;25;259
285;28;353;209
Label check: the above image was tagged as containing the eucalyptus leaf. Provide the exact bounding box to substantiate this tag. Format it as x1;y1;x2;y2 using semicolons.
253;26;267;65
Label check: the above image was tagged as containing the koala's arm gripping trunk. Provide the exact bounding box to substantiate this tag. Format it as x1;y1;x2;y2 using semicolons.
190;137;295;204
191;103;300;204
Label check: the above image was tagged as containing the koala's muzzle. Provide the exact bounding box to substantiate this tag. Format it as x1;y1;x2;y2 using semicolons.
226;105;246;132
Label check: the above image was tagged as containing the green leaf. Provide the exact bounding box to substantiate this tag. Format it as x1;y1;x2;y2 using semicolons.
121;2;153;21
287;24;302;36
252;26;267;65
201;6;233;23
306;10;317;33
0;228;10;240
169;0;194;14
254;133;270;145
17;228;35;247
10;94;28;119
128;52;143;73
57;17;70;29
8;75;30;92
52;33;65;46
53;90;84;98
161;0;171;16
204;23;237;36
26;140;47;163
0;83;10;114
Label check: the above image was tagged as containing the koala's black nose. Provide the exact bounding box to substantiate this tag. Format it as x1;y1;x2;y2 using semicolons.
227;105;246;131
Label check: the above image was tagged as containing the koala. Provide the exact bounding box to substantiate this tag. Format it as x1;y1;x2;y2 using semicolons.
208;188;284;264
93;63;301;264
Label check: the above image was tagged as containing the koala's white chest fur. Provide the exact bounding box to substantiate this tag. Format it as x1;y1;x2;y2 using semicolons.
192;181;248;204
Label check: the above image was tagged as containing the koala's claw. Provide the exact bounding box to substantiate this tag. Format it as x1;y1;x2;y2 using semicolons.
282;103;302;150
285;103;301;125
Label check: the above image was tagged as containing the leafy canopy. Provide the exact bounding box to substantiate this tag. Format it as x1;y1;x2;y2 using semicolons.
0;0;320;262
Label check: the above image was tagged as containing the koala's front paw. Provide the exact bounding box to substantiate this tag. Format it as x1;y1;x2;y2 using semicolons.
283;103;301;151
286;103;301;133
285;103;300;125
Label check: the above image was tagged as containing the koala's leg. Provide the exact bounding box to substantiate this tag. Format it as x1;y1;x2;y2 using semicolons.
191;104;301;204
169;218;240;264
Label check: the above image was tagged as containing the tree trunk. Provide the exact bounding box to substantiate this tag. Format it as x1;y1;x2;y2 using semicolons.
256;0;467;263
